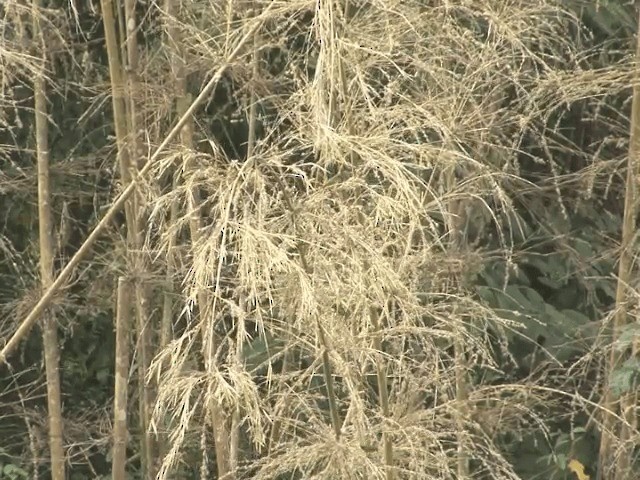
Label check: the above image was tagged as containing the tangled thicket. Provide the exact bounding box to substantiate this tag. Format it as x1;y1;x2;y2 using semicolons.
1;0;639;479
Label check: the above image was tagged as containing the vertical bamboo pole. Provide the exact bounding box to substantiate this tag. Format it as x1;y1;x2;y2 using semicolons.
370;306;394;480
445;172;470;480
599;7;640;479
112;277;132;480
101;0;153;475
33;2;65;478
122;0;155;476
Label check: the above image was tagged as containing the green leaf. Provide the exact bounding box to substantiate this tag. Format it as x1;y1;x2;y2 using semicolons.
596;281;616;300
242;332;286;374
95;368;110;384
560;309;591;327
614;323;640;352
503;285;534;311
521;286;545;309
609;358;640;397
537;276;563;289
3;464;28;479
476;285;497;305
556;453;568;470
554;432;571;449
571;238;594;259
524;255;569;286
581;0;636;35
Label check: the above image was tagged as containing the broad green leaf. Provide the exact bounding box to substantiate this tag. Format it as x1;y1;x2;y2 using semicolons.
95;368;110;384
571;238;594;259
609;358;640;397
476;285;498;305
504;285;534;311
3;464;28;479
524;255;569;285
555;453;568;470
537;276;563;289
521;286;545;309
614;323;640;352
242;332;286;374
560;309;591;326
596;281;616;300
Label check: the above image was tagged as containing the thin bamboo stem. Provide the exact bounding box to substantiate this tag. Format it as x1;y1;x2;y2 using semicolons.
599;8;640;480
316;321;342;440
370;306;394;480
122;0;155;475
445;168;469;480
112;277;132;480
33;2;65;477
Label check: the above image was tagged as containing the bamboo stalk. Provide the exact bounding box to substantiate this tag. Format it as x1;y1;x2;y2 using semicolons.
122;0;155;475
370;306;394;480
33;2;65;477
598;8;640;480
163;1;234;476
160;0;193;348
445;168;470;480
316;320;342;440
453;319;469;480
112;277;132;480
187;169;234;480
229;293;246;471
159;0;184;463
101;0;155;475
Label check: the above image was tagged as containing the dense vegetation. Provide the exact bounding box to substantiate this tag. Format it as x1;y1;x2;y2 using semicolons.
0;1;639;479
